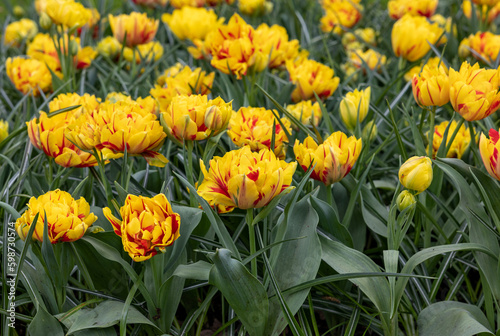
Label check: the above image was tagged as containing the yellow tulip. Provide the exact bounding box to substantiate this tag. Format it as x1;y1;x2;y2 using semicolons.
15;189;97;243
479;129;500;181
161;94;232;141
412;64;450;107
0;120;9;143
392;14;443;62
109;12;159;48
342;28;377;50
162;7;224;42
347;48;387;73
473;0;500;6
197;146;297;209
286;100;322;129
396;190;416;211
254;23;300;69
428;121;471;159
404;56;448;82
286;58;340;102
103;194;180;261
123;41;163;64
294;132;362;186
228;107;291;159
449;61;500;121
239;0;267;15
203;13;263;79
66;100;168;167
388;0;438;19
398;156;433;192
340;87;371;130
5;57;53;96
97;36;122;59
28;93;101;168
463;32;500;64
3;19;38;48
132;0;168;7
45;0;93;29
320;0;363;34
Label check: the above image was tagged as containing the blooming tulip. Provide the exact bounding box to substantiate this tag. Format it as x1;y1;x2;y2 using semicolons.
109;12;159;47
228;107;291;159
6;57;53;96
429;121;471;159
103;194;180;261
294;132;362;186
3;19;38;47
449;62;500;121
197;147;297;209
16;190;97;243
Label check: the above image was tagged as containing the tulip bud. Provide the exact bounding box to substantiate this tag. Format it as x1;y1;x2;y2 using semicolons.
340;87;371;130
412;64;450;107
69;39;80;56
39;12;52;30
13;6;25;17
0;120;9;143
399;156;433;193
396;190;416;211
205;105;225;131
362;120;377;143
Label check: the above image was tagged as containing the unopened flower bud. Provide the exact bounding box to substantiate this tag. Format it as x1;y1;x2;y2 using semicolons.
396;190;416;211
13;6;25;17
399;156;433;193
39;12;52;30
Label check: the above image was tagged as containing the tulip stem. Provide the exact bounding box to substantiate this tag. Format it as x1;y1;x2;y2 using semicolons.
444;118;465;155
246;209;257;278
467;121;481;165
185;141;197;207
427;107;436;158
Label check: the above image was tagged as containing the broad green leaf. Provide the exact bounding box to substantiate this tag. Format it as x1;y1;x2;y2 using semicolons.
266;197;321;336
434;160;500;300
310;195;353;247
319;235;391;329
28;305;64;336
395;243;498;307
66;301;160;335
173;261;212;280
209;249;268;336
418;301;494;336
166;205;203;270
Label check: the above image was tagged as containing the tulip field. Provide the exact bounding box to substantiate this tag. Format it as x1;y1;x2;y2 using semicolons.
2;0;500;334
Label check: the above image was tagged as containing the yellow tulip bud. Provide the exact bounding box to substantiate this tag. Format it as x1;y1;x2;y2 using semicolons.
479;128;500;181
13;6;25;17
398;156;433;193
340;87;371;130
204;98;232;132
362;120;377;143
0;120;9;143
39;12;53;30
396;190;416;211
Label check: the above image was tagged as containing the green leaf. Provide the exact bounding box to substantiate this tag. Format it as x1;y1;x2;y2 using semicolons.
418;301;494;336
173;261;212;281
28;305;64;336
209;249;268;336
395;243;498;308
174;172;241;260
66;301;160;335
266;197;321;336
319;235;392;329
311;195;353;247
166;205;203;270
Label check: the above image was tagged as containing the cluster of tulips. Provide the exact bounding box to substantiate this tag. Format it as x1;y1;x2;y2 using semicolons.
2;0;500;334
